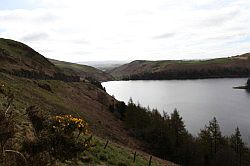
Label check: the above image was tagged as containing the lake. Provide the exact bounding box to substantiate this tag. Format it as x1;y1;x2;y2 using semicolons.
102;78;250;145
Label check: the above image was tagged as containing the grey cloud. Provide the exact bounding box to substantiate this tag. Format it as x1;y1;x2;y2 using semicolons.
0;13;24;21
33;13;59;23
73;51;91;55
72;39;90;45
21;33;49;42
38;49;53;53
199;10;240;27
0;11;59;23
152;33;176;39
206;34;244;41
227;26;247;32
126;10;153;16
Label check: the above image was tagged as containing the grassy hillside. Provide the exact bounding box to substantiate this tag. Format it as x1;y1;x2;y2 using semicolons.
0;72;133;147
78;137;176;166
0;38;80;82
110;53;250;80
0;38;58;76
50;59;114;81
0;73;177;166
0;38;176;165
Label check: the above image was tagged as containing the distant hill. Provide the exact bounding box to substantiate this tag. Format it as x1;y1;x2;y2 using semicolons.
78;60;130;72
109;53;250;80
49;59;114;81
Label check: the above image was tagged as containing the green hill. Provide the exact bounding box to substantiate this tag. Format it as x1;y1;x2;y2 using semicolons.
49;59;114;82
0;38;58;76
110;53;250;80
0;38;80;82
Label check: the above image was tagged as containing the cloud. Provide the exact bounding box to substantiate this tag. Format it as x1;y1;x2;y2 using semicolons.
71;39;90;45
126;9;153;16
33;12;59;23
21;32;49;42
73;51;91;55
152;33;176;39
0;0;250;62
199;9;240;27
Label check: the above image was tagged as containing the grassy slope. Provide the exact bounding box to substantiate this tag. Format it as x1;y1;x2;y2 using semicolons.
49;59;114;81
0;73;177;166
110;53;250;79
0;38;58;76
63;136;176;166
0;73;129;145
0;38;177;165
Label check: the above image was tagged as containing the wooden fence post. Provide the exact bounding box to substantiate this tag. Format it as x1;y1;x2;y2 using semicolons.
148;156;152;166
104;140;109;149
133;151;137;163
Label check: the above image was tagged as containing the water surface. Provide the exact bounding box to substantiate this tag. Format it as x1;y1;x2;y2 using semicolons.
102;78;250;144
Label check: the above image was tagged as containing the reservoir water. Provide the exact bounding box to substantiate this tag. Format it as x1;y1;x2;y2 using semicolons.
102;78;250;145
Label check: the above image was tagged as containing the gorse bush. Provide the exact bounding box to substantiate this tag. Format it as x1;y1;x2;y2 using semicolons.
0;88;93;166
24;107;93;165
51;115;89;137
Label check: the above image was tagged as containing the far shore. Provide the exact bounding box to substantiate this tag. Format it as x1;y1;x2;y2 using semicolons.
233;86;250;89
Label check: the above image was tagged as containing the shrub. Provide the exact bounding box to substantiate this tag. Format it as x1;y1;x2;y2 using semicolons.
0;85;27;166
24;107;93;164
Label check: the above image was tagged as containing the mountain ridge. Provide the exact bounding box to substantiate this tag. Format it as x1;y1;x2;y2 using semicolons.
109;53;250;80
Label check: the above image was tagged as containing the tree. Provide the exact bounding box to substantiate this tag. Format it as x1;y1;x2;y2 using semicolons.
208;117;222;155
169;109;190;164
115;101;126;119
230;127;245;166
198;117;223;166
170;109;186;147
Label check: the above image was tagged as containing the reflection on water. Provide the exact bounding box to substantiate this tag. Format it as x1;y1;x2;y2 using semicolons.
103;78;250;145
246;88;250;93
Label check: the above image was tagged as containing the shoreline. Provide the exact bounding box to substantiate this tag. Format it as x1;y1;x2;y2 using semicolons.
233;86;250;89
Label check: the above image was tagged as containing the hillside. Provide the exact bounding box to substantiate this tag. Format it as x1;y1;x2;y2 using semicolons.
0;38;57;75
0;74;178;166
0;38;135;148
50;59;114;81
110;53;250;80
0;38;176;165
0;38;79;82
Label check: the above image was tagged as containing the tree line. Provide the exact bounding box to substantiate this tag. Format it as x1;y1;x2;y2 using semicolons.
122;67;250;80
110;99;250;166
0;68;80;82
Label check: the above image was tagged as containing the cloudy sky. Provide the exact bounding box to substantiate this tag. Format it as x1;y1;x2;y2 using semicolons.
0;0;250;62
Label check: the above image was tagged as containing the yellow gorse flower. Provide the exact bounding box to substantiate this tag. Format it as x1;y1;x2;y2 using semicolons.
51;115;89;134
